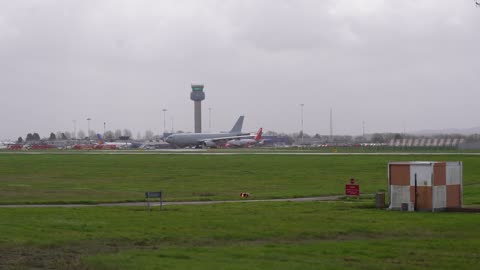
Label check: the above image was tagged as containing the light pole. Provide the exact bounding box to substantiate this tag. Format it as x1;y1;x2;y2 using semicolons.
362;121;365;138
86;118;91;139
330;108;333;143
73;120;77;140
208;107;212;132
300;104;304;145
171;117;174;133
104;122;106;138
162;109;167;135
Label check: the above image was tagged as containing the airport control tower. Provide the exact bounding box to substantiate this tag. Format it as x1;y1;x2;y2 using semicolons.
190;84;205;133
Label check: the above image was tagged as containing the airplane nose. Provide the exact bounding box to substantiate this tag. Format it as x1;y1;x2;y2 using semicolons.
165;136;173;143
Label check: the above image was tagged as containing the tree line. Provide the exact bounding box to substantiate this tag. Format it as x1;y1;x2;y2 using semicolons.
16;129;160;143
15;129;480;144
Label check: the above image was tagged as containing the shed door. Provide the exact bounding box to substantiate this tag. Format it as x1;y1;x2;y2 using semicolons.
413;186;432;210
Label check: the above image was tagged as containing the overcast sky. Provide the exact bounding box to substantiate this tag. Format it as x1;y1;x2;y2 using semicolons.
1;0;479;140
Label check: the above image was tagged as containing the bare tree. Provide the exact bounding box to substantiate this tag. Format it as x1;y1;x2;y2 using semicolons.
88;130;97;139
371;133;385;143
264;130;278;136
144;130;154;140
123;129;132;138
104;130;114;141
77;130;86;139
114;129;122;139
63;132;72;139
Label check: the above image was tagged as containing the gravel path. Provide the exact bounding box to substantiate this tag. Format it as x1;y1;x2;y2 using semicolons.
0;195;342;208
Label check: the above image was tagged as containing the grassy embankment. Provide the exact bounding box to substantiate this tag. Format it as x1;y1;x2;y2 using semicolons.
0;202;479;269
1;153;480;204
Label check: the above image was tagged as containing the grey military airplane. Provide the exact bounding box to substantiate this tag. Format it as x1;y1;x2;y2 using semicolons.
165;116;251;148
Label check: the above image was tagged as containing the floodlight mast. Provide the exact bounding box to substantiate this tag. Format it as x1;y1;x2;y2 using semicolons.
300;104;304;145
162;109;167;134
86;118;91;139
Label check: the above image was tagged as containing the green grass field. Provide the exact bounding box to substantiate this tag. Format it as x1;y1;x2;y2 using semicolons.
1;153;480;204
1;153;480;269
0;202;479;269
213;146;474;153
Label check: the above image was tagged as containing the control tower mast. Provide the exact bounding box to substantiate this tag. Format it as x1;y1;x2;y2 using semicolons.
190;84;205;133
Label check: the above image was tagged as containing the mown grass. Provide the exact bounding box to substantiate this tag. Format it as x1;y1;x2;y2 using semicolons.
1;153;480;204
0;202;479;269
214;146;476;153
85;239;480;270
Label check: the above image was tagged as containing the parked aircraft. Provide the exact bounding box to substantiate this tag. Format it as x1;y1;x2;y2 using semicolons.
95;134;131;149
0;141;23;150
72;143;95;150
225;128;263;148
165;116;250;148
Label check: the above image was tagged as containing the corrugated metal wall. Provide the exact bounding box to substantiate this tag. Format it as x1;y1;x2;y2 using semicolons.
389;162;462;211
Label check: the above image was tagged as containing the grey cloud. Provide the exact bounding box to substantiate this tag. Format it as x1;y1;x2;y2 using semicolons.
0;0;479;139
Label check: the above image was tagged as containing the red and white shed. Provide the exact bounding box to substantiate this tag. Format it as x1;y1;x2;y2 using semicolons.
388;161;462;211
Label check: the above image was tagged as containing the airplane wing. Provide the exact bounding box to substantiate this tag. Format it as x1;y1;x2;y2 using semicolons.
198;133;253;147
199;134;253;144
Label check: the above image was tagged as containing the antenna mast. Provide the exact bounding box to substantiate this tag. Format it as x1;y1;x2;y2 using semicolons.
329;108;333;142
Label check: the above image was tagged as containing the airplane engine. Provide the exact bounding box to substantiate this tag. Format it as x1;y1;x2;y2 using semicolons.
203;141;217;148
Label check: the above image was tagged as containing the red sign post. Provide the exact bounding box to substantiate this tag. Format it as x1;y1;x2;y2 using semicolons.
345;178;360;196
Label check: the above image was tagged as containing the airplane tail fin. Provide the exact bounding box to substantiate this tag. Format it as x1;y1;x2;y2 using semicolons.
255;128;263;141
96;134;104;145
229;116;244;133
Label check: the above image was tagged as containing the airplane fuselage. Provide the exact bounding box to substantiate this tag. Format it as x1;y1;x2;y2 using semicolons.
166;132;247;148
